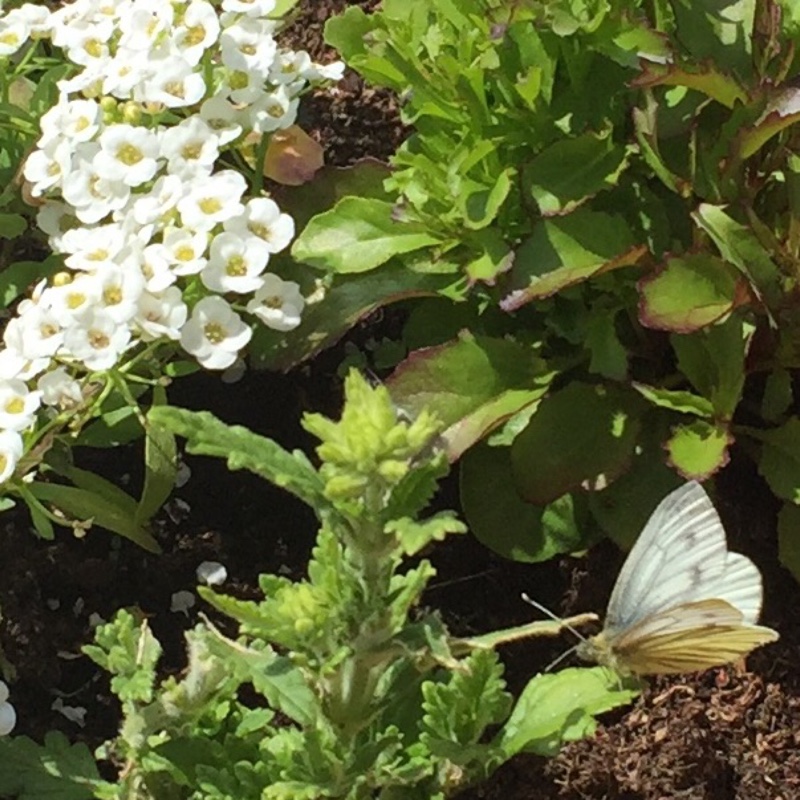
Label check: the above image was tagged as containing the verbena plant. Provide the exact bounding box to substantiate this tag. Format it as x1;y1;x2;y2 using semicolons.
278;0;800;573
0;371;635;798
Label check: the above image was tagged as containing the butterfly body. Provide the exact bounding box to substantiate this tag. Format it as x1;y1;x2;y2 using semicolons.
577;481;779;676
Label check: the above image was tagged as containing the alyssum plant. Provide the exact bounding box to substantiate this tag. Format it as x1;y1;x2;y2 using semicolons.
0;371;634;799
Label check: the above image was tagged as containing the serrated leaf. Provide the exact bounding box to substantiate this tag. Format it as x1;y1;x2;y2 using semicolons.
638;254;743;332
385;512;466;557
202;626;317;726
149;406;325;509
497;667;638;757
756;418;800;504
511;383;644;505
461;442;588;562
292;197;444;274
0;731;100;799
665;420;732;481
421;649;511;764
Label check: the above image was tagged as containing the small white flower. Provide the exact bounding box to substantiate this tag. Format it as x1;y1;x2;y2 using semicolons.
246;273;304;331
180;295;252;370
160;227;208;275
159;117;219;179
131;174;185;227
38;368;83;409
138;56;205;108
96;264;146;323
38;99;102;145
221;0;277;17
23;138;73;197
269;50;312;85
174;0;220;65
0;379;42;431
202;231;270;294
0;14;30;57
249;85;299;133
61;147;131;224
170;589;195;616
119;0;174;51
135;287;188;341
177;170;246;230
303;60;346;82
224;197;294;253
4;307;63;359
94;124;160;187
196;560;227;586
63;223;127;271
36;202;81;251
62;309;132;371
0;430;23;484
138;243;177;292
199;94;243;145
43;274;102;327
219;17;277;75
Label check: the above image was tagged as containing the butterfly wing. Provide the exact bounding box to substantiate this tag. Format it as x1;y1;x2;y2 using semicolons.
610;599;778;675
604;481;751;635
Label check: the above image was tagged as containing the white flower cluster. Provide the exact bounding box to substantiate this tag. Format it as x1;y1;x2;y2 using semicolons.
0;0;342;485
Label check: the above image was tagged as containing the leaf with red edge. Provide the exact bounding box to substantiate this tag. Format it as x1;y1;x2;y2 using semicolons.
734;86;800;160
386;332;555;461
664;420;732;481
638;254;745;332
500;209;642;310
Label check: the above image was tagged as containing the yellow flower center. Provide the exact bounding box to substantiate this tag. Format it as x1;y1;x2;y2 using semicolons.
204;322;226;344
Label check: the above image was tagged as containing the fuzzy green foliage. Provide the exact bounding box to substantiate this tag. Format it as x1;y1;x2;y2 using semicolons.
0;371;636;799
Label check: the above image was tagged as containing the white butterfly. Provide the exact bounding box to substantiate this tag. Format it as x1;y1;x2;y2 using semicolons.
576;480;779;675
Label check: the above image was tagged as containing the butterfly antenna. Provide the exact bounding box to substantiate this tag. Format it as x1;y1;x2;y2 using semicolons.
520;592;587;643
543;644;580;673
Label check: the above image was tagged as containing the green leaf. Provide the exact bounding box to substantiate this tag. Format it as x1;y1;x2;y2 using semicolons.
670;316;750;418
632;384;715;418
27;481;160;552
83;610;161;704
421;649;511;764
0;255;62;307
585;311;628;380
778;503;800;581
149;406;325;509
524;130;631;216
630;60;747;109
292;197;444;274
588;457;683;549
511;383;644;505
460;169;513;230
461;443;588;562
137;392;177;525
250;265;453;371
502;209;639;307
496;667;638;757
665;420;732;481
387;332;555;460
756;418;800;504
0;213;26;239
638;254;742;332
268;0;300;17
691;204;782;310
762;369;793;423
202;627;318;727
0;731;100;799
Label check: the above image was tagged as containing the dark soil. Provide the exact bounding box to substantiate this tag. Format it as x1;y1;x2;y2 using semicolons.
2;2;800;800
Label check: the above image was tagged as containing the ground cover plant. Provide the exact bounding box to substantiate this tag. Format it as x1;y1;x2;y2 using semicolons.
1;0;800;798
